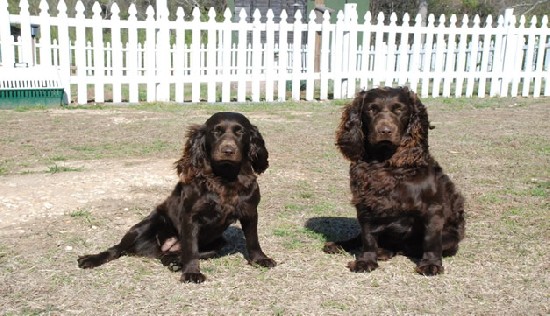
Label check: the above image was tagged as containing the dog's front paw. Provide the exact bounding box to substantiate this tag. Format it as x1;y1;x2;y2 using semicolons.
252;257;277;268
77;255;99;269
181;272;206;283
415;263;444;276
347;259;378;273
323;242;344;254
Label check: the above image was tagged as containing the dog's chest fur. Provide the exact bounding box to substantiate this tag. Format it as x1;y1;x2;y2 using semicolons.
350;161;437;215
192;174;258;225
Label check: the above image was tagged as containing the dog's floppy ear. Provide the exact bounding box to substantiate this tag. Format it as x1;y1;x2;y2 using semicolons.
175;124;208;182
390;87;430;167
248;124;269;174
408;89;429;151
336;91;367;161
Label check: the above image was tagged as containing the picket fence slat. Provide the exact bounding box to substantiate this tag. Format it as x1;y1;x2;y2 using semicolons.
1;0;549;104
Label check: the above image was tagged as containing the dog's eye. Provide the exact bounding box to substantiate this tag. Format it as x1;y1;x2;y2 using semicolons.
392;104;403;114
213;127;224;135
233;126;244;135
368;104;379;113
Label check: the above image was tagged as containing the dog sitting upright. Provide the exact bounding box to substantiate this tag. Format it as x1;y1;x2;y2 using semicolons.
324;87;465;275
78;112;276;283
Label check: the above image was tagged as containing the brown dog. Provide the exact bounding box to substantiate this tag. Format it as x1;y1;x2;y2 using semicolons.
325;87;465;275
78;112;276;282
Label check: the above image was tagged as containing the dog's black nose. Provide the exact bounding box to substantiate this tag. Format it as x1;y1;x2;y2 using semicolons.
377;126;393;135
222;146;236;155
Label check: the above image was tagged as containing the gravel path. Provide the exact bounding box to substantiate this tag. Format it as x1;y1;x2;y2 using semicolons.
0;159;177;231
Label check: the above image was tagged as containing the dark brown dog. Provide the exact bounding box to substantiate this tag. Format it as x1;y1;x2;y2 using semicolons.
78;112;276;283
324;87;465;275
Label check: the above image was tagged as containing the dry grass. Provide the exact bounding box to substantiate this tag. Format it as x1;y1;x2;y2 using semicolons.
0;98;548;315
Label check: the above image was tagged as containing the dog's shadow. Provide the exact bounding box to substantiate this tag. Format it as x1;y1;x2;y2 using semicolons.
222;217;361;255
218;225;248;258
220;218;361;259
304;216;422;264
304;216;361;255
305;216;360;241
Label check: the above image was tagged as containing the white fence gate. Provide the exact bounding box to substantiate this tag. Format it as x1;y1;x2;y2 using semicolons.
1;0;549;104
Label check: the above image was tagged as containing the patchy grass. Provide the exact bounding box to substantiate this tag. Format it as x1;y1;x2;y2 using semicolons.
47;164;84;174
68;209;95;225
0;97;548;315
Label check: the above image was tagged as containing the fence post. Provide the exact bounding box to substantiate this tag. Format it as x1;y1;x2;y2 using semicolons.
74;1;86;104
432;14;446;97
207;8;217;103
489;14;504;96
518;16;531;97
264;9;275;102
0;0;14;67
91;3;105;102
419;14;435;97
291;9;302;100
319;10;330;99
477;15;493;97
221;8;232;102
533;16;548;97
173;7;185;103
145;6;156;102
465;15;480;97
110;4;122;103
156;0;170;102
543;15;550;96
333;10;344;98
397;13;411;87
499;8;525;97
127;4;139;103
277;10;288;101
345;3;358;98
409;13;422;92
251;9;262;102
372;12;385;88
359;11;372;91
38;1;52;67
305;10;316;101
18;0;32;65
236;8;247;102
57;0;71;104
441;14;457;97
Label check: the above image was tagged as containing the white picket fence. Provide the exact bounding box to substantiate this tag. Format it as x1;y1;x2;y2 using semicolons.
1;0;549;104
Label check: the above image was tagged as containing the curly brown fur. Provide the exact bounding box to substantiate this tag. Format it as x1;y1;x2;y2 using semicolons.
327;86;465;276
78;112;275;283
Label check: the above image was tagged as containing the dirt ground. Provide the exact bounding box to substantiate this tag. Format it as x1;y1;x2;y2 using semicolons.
0;99;548;315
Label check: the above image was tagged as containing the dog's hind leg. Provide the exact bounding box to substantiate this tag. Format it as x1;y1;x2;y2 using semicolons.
77;216;159;269
323;234;362;253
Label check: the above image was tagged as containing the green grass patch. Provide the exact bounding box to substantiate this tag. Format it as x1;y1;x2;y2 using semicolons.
311;201;337;215
283;203;305;213
273;225;325;249
425;97;527;111
320;300;349;311
68;209;94;225
50;155;68;162
478;193;504;204
47;164;84;174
